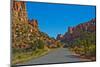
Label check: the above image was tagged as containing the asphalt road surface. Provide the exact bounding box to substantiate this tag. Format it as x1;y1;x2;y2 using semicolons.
17;48;90;65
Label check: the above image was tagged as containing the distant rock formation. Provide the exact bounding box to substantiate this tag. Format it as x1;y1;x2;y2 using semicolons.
67;18;96;34
56;18;96;44
56;34;64;40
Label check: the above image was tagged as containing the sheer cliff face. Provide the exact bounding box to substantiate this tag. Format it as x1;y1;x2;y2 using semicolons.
12;1;28;23
12;1;38;30
12;1;37;48
12;1;58;49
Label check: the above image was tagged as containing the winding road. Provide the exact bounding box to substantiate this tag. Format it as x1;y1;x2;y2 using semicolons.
17;48;90;65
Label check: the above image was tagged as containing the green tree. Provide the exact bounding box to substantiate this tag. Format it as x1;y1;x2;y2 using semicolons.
37;39;45;49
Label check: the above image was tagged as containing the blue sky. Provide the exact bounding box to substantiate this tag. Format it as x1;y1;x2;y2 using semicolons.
26;2;96;38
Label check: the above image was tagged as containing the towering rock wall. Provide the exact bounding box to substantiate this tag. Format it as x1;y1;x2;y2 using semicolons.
12;1;61;49
12;1;28;23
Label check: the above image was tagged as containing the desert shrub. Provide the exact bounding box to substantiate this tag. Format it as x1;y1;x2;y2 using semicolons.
87;45;96;56
37;39;45;49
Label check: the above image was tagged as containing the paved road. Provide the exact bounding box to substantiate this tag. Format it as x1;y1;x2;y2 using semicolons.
17;48;90;65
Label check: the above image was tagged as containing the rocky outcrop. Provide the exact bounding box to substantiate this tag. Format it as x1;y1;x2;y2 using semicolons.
67;18;96;34
28;19;38;32
12;1;28;23
12;1;61;50
56;18;96;44
56;34;64;40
